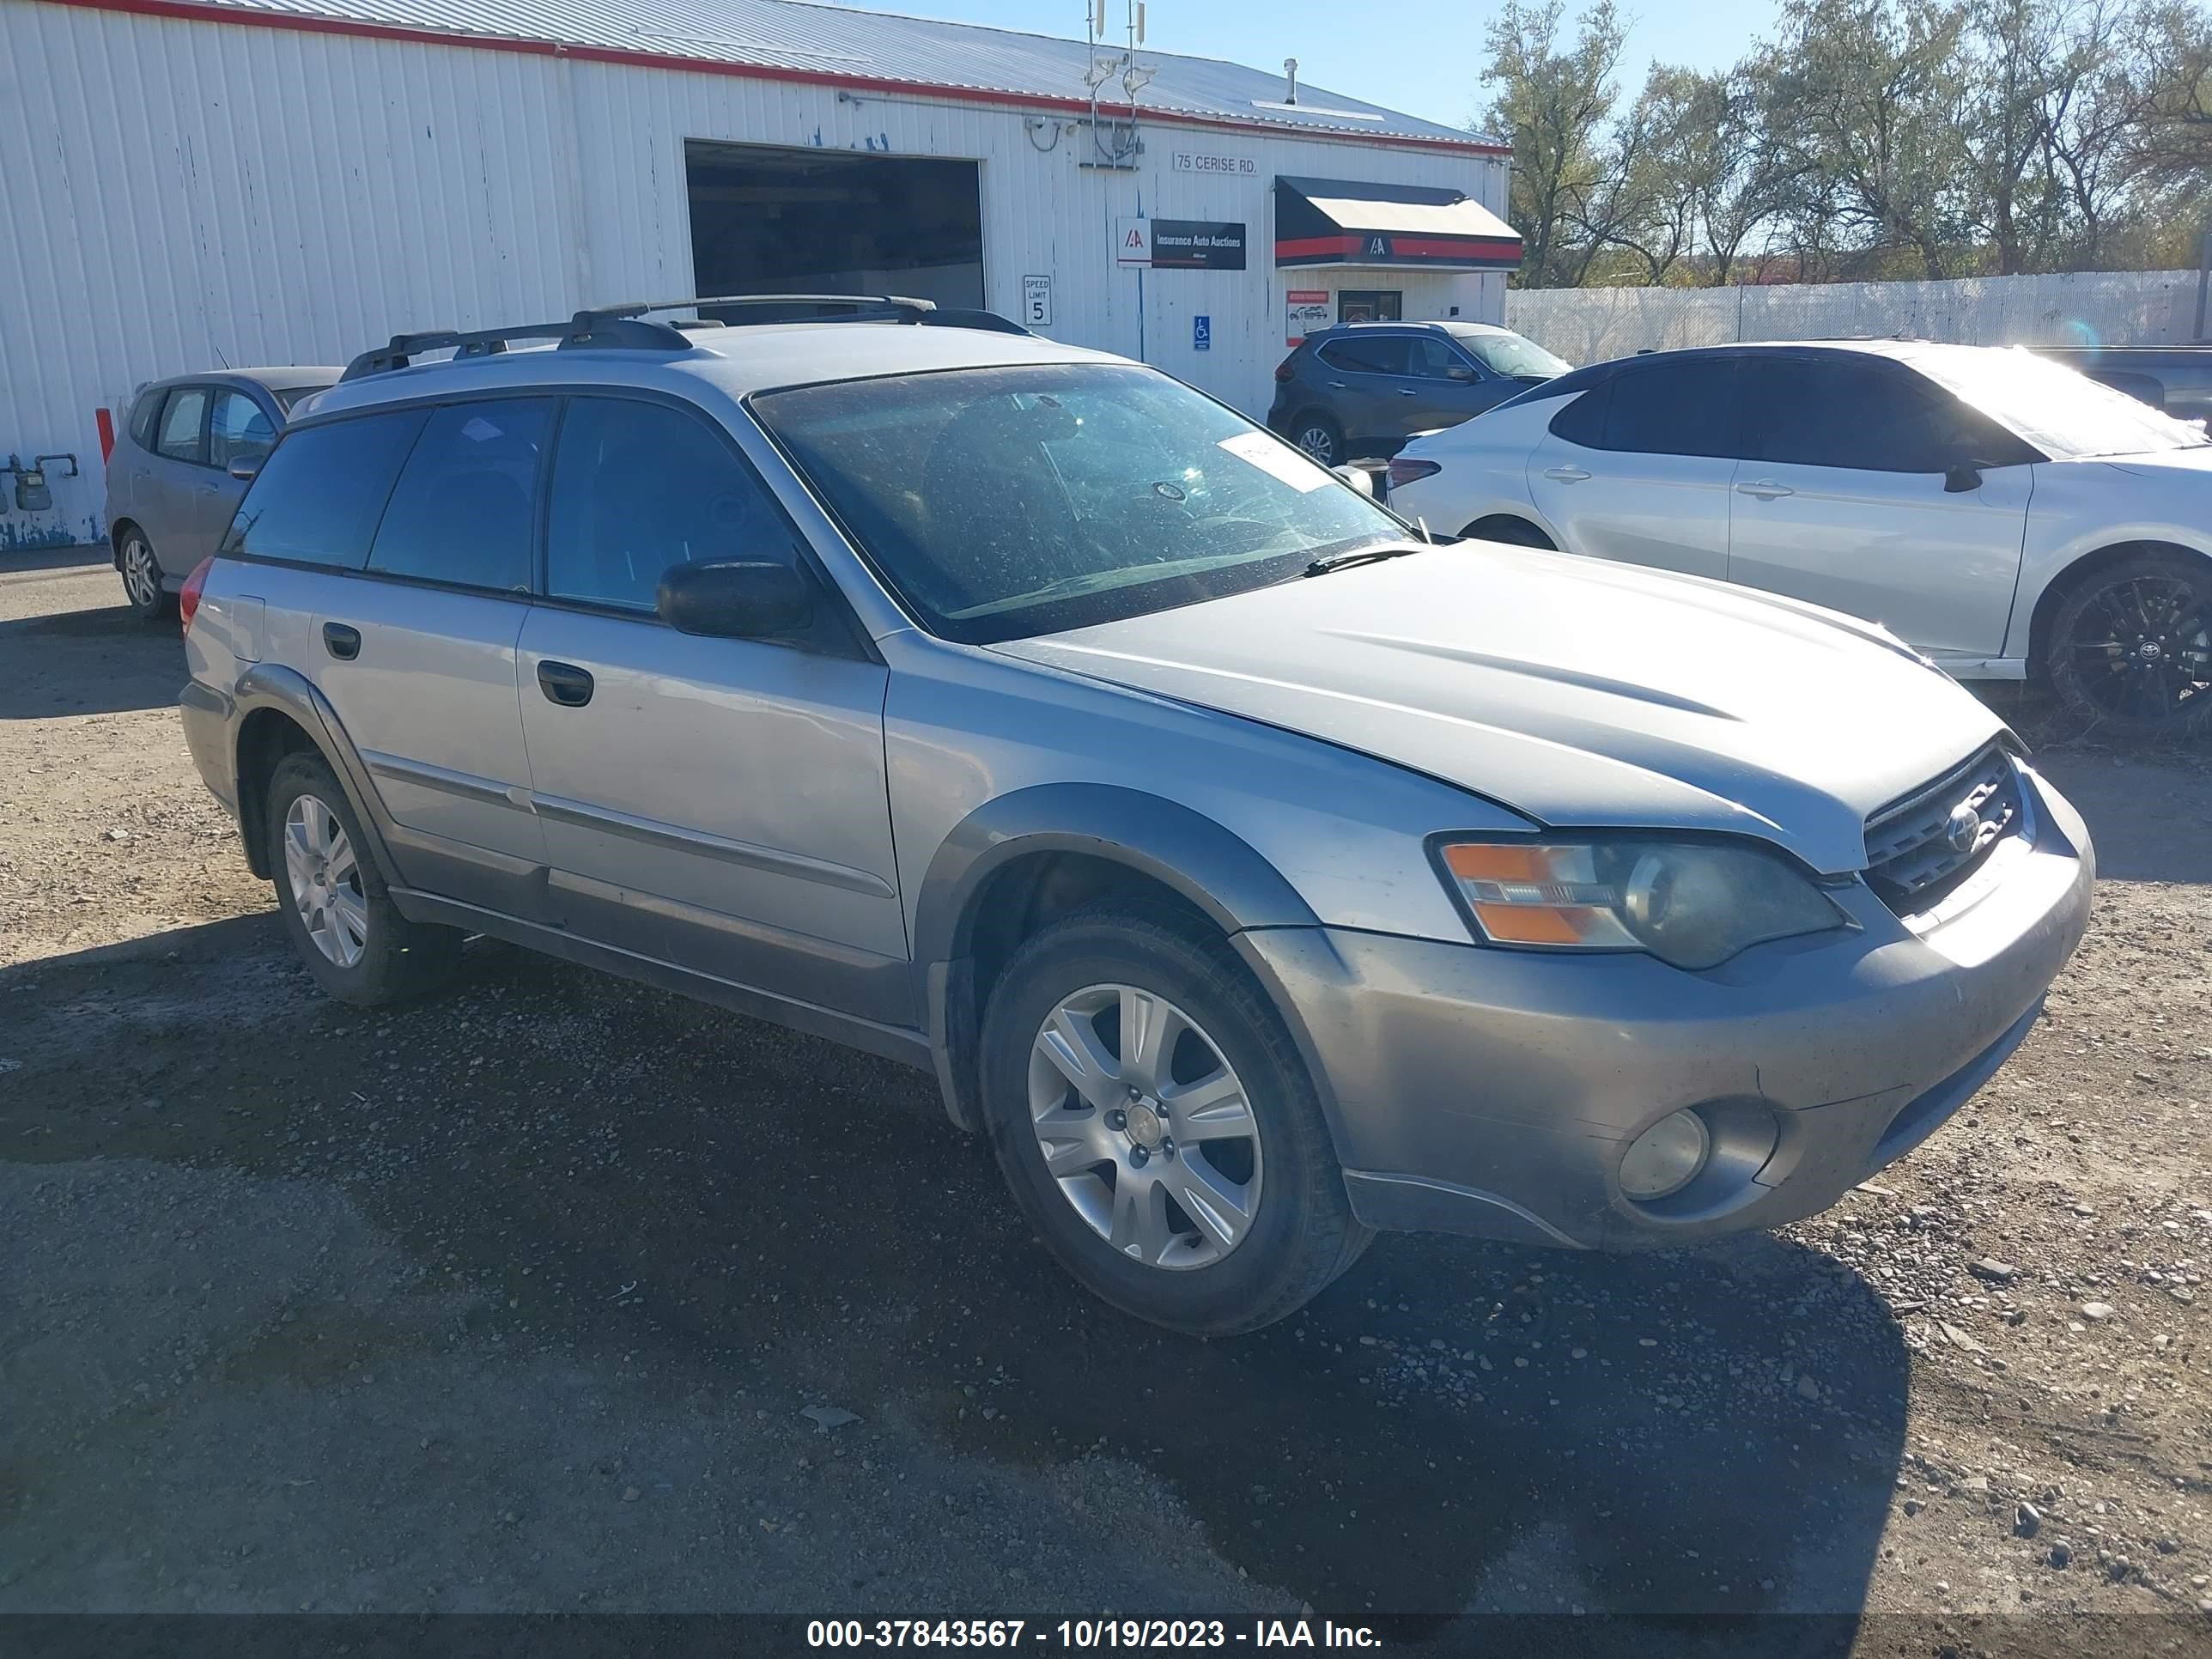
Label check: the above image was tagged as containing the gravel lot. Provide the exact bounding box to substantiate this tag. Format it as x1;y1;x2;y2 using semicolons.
3;550;2208;1646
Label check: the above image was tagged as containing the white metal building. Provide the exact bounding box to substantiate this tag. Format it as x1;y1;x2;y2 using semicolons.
0;0;1516;546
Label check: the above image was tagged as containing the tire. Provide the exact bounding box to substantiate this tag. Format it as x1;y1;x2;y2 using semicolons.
977;906;1370;1336
1462;516;1556;550
1290;413;1344;468
2043;549;2212;741
264;752;464;1006
117;527;174;621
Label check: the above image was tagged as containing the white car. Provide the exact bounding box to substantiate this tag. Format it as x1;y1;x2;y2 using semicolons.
1385;339;2212;738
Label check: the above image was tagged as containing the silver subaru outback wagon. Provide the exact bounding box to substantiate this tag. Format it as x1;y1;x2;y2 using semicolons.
178;297;2094;1335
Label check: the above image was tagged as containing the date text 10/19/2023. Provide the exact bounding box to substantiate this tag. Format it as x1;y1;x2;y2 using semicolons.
805;1620;1382;1650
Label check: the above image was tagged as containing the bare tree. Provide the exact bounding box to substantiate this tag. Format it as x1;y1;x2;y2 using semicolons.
1477;0;1632;286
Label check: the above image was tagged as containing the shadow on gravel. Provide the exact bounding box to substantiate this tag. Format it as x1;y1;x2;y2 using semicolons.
0;592;183;720
2030;750;2212;884
0;926;1909;1633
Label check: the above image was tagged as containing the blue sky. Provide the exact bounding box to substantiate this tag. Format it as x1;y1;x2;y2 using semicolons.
831;1;1785;131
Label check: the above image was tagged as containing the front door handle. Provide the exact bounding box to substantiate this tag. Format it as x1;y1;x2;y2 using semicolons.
1326;380;1349;389
1397;387;1419;397
1735;480;1795;500
321;622;361;660
1542;465;1591;483
536;660;595;708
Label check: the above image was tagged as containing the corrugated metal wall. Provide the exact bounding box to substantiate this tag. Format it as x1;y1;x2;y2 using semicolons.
0;0;1506;544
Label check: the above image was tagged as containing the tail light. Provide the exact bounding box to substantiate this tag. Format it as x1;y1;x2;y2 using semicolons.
179;555;215;630
1273;356;1297;383
95;407;117;464
1387;458;1442;489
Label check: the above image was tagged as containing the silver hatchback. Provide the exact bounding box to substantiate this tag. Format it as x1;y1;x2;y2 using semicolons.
179;298;2093;1334
106;368;337;618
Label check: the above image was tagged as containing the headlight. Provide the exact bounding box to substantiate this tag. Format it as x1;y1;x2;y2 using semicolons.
1435;837;1850;970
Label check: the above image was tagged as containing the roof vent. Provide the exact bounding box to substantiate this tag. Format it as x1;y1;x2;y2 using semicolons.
1283;57;1298;105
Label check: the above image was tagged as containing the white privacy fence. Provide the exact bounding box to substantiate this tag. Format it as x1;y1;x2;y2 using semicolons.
1506;269;2207;364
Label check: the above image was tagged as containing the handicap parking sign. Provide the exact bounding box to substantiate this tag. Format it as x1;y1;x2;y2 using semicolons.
1193;314;1212;351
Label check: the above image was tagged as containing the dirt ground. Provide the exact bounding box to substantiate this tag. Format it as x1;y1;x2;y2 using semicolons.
3;549;2208;1649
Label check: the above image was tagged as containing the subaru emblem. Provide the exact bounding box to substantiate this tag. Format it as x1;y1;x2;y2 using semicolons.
1945;802;1982;854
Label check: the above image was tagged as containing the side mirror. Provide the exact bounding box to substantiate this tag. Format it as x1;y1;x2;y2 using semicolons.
1331;463;1376;499
1942;457;1989;493
657;559;815;639
228;459;261;483
1445;365;1479;383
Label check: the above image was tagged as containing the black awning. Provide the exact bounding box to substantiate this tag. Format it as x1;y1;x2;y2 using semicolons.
1274;177;1522;270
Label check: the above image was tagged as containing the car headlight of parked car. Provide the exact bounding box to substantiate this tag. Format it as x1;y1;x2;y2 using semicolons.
1433;837;1853;970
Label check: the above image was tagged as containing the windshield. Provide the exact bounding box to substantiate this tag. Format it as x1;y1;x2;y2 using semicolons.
1465;331;1571;380
751;363;1406;643
1912;346;2209;459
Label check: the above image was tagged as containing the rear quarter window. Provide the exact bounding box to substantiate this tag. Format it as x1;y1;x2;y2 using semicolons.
127;389;167;452
222;410;426;569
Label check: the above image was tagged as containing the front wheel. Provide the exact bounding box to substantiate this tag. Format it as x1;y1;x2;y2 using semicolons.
118;529;173;620
2045;550;2212;740
978;908;1368;1335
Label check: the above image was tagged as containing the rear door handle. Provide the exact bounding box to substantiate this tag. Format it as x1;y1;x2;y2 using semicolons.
1327;381;1349;389
1735;480;1795;500
1397;387;1419;397
321;622;361;660
536;660;594;708
1542;465;1591;483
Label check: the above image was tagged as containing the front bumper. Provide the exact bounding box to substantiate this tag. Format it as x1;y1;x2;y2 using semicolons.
1238;764;2094;1250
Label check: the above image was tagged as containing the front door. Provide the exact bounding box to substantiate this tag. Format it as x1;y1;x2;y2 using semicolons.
1726;356;2034;660
1396;336;1512;432
514;393;908;1024
1524;356;1741;580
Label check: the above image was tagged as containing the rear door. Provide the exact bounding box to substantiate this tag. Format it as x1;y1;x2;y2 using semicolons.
146;385;215;574
1726;355;2034;659
226;401;550;913
1523;356;1741;579
514;393;908;1022
1315;335;1413;453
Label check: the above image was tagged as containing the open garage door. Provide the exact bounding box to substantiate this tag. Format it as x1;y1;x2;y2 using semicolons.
684;142;985;316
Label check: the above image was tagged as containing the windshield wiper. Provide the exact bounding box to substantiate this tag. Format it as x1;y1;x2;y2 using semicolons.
1303;544;1421;578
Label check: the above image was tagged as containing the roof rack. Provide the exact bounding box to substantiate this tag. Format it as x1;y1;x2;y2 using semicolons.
339;294;1028;381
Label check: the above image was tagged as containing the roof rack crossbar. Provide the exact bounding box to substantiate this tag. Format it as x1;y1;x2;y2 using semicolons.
339;313;694;381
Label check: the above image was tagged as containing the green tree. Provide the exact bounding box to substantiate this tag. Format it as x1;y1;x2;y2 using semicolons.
1478;0;1632;286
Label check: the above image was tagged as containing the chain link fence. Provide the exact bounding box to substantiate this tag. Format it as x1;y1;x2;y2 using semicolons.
1506;268;2206;364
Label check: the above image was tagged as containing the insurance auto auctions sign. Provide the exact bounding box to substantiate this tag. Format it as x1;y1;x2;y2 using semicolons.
1115;218;1247;270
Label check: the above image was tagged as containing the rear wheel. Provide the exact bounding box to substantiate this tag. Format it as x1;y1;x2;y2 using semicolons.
118;528;173;620
1462;515;1556;550
264;753;464;1005
978;907;1368;1335
2045;550;2212;740
1291;414;1344;467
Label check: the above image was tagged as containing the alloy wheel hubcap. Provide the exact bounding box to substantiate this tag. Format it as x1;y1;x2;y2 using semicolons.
1027;983;1263;1271
124;541;158;606
283;793;368;968
1298;428;1334;462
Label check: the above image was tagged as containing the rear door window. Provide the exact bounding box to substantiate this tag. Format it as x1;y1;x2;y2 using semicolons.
222;410;426;569
209;391;279;471
156;387;209;464
1601;360;1741;457
1319;337;1413;377
367;399;552;592
544;396;798;611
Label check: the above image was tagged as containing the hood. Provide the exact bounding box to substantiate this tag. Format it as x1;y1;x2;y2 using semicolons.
990;545;2008;875
2082;444;2212;479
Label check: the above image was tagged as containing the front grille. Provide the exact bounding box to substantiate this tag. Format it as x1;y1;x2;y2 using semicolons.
1863;744;2024;917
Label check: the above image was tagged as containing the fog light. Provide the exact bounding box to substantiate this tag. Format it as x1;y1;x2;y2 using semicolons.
1620;1109;1711;1200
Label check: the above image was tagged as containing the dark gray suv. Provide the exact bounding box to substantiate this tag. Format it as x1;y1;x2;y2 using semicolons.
1267;320;1569;465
